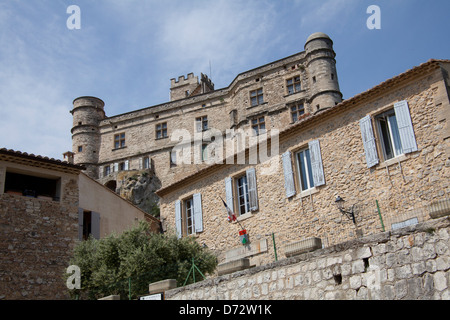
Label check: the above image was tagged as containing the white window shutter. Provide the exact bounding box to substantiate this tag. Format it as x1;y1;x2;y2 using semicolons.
91;212;101;240
175;200;182;239
139;158;143;170
246;168;258;211
225;177;234;212
394;100;418;154
114;163;119;172
308;139;325;187
193;193;203;233
282;151;296;198
124;160;129;170
360;115;379;168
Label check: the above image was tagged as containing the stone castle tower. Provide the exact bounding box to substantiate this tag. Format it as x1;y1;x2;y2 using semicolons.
304;32;342;111
70;96;105;178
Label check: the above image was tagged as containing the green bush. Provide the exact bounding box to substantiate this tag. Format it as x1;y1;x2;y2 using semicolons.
66;221;217;299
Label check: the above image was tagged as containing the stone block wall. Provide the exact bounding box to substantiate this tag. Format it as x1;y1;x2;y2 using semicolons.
0;176;79;299
165;216;450;300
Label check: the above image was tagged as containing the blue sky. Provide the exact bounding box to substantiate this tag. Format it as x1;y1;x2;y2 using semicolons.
0;0;449;160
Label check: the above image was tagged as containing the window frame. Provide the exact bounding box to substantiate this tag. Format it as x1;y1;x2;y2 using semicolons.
195;116;208;132
250;88;264;107
290;103;305;123
375;109;403;161
294;147;315;192
286;76;301;95
114;132;126;149
251;116;266;136
184;197;195;236
235;174;250;216
156;122;168;139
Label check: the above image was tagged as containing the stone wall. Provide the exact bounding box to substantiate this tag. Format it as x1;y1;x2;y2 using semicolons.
165;216;450;300
0;176;79;300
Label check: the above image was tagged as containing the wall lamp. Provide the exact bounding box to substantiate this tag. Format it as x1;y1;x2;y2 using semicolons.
334;196;357;224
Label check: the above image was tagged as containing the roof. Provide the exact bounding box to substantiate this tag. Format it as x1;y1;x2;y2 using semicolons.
155;59;449;197
0;148;86;174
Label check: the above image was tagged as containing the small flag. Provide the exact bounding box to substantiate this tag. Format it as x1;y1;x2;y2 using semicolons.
221;197;237;222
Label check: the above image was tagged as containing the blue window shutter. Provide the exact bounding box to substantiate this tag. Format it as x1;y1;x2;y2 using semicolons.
225;177;234;211
282;151;296;198
360;115;379;168
246;168;258;211
175;200;182;239
308;140;325;187
394;100;418;154
193;193;203;233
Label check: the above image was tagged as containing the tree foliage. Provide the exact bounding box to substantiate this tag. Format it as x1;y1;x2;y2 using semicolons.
66;221;217;300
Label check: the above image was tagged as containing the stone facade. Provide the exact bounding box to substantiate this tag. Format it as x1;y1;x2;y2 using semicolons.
69;33;342;196
165;216;450;300
156;59;450;267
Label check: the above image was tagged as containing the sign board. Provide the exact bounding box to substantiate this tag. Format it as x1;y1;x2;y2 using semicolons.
139;292;164;300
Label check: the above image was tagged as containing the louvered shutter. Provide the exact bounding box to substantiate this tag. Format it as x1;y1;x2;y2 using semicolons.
193;193;203;233
78;208;84;241
225;177;234;212
124;160;129;170
360;115;379;168
282;151;296;198
91;212;100;239
308;140;325;187
175;200;182;239
246;168;258;211
114;163;119;172
394;100;418;154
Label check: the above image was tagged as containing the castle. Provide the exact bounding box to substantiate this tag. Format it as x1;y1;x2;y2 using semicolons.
68;32;450;268
68;32;342;193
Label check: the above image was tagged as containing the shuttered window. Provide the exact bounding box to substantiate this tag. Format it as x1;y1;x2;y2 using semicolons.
175;193;203;238
224;168;259;216
282;140;325;196
360;100;417;166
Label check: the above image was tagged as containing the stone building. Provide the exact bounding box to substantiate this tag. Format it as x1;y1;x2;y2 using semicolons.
68;32;342;214
68;32;449;269
156;58;450;268
0;148;160;299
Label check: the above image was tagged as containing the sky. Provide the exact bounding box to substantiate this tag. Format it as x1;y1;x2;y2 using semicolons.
0;0;449;160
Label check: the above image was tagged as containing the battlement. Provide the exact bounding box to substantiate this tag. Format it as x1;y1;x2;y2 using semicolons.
170;73;198;88
170;72;214;101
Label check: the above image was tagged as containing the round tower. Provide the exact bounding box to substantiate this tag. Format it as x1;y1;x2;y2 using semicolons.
71;96;105;179
304;32;343;112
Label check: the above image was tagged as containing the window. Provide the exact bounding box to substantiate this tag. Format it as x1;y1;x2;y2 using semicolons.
291;103;305;122
281;140;325;198
224;168;258;218
143;157;150;169
78;146;83;153
375;110;402;160
184;198;195;236
156;123;168;139
250;88;264;107
287;76;301;94
175;193;203;239
295;149;314;191
4;171;61;201
114;133;125;149
236;175;250;215
201;144;208;162
196;116;208;132
359;100;417;168
170;151;177;167
104;166;111;176
78;209;100;240
251;116;266;135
